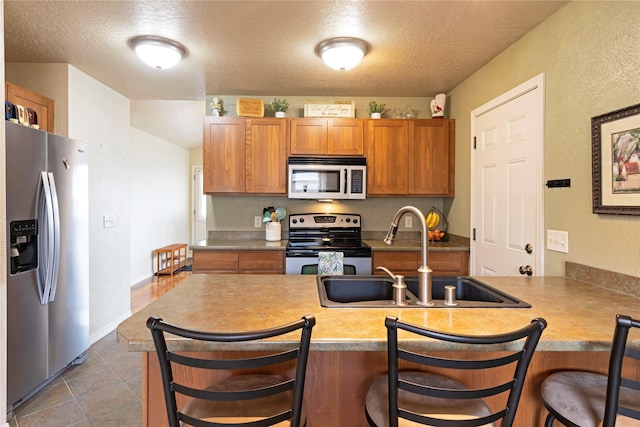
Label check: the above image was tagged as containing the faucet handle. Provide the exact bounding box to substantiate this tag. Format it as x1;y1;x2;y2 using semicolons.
376;266;396;280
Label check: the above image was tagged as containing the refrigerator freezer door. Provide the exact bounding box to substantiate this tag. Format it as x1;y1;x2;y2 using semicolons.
46;133;89;376
6;122;49;408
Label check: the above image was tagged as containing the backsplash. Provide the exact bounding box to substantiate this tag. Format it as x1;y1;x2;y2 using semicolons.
565;261;640;297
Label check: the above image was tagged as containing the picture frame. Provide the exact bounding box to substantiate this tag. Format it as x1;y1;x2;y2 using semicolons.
592;103;640;215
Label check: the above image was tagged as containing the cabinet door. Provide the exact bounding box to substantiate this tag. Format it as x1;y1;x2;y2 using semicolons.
372;251;419;276
429;251;469;276
409;119;455;195
365;120;409;194
246;118;289;194
192;251;239;274
327;119;364;155
239;251;284;274
290;118;327;155
203;117;246;193
5;82;55;133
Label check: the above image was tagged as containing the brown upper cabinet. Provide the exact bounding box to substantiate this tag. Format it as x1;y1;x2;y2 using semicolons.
290;118;364;155
245;118;289;194
5;82;55;133
365;118;455;196
203;117;289;195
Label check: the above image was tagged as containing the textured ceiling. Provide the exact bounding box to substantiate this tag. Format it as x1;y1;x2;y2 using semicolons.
4;1;567;148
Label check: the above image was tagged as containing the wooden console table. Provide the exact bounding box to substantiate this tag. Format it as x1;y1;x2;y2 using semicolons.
155;244;188;276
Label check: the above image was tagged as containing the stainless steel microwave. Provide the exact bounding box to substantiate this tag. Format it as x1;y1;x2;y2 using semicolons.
287;157;366;200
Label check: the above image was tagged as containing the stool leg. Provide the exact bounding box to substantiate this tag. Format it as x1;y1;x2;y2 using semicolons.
545;413;556;427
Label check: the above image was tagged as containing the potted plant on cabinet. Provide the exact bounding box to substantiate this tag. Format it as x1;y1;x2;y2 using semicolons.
368;100;385;119
269;98;289;118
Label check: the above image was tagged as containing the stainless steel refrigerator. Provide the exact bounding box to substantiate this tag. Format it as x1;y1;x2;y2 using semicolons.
6;121;89;414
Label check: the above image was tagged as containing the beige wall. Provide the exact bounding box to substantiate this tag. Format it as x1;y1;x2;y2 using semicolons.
130;128;190;284
448;1;640;277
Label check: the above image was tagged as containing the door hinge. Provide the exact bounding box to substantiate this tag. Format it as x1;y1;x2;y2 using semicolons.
473;136;477;149
472;228;476;241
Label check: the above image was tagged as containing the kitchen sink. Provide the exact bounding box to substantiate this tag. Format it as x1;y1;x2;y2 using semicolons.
317;275;530;308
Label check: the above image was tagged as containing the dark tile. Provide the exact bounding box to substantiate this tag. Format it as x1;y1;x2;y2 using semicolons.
111;358;143;397
75;382;140;425
63;347;111;382
92;330;133;362
14;381;74;418
14;400;87;427
66;368;124;396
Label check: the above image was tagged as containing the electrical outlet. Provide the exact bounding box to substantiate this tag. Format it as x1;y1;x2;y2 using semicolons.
404;216;412;228
254;216;262;228
547;229;569;253
103;215;114;228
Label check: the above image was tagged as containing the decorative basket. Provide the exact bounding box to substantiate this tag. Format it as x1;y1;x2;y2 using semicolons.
426;206;448;242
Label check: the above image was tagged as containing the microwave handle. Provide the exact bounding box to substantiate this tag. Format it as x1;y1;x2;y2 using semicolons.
344;168;348;194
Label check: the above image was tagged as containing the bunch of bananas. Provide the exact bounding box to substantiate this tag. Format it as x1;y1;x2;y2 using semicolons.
426;210;440;229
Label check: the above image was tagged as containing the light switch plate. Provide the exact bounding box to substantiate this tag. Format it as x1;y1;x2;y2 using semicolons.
254;216;262;228
103;215;114;228
404;216;412;228
547;229;569;253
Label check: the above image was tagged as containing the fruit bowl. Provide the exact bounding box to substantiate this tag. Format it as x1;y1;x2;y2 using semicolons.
425;207;448;242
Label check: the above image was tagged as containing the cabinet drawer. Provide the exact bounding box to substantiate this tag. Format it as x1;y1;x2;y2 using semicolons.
192;251;239;273
239;251;284;273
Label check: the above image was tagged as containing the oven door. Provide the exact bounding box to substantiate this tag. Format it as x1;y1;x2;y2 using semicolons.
285;255;372;275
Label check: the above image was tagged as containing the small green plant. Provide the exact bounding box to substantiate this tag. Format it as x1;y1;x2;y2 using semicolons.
269;98;289;112
368;100;385;114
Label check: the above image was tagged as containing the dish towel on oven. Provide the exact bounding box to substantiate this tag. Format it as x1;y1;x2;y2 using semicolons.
318;251;344;275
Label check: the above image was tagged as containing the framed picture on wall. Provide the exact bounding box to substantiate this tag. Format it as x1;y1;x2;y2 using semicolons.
592;103;640;215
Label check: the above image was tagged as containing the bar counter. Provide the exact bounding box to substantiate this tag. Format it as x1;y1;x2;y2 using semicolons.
117;274;640;426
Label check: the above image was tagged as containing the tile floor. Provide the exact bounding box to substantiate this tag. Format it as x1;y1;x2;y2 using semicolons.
8;330;142;427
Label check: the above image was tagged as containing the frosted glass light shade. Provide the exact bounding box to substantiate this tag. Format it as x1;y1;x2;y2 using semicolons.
316;37;370;71
129;36;187;69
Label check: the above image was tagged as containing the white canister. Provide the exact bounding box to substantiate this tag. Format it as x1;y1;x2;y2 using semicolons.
265;221;281;241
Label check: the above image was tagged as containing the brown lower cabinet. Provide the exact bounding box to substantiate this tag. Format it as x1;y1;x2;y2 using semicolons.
192;250;284;274
372;250;469;276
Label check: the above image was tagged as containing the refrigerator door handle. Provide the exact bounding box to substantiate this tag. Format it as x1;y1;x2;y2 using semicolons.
47;172;61;302
37;171;56;305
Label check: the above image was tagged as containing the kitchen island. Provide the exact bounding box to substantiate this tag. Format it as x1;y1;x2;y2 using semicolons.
117;274;639;426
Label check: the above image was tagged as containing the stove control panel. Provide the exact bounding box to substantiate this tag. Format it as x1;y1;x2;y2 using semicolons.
289;213;361;229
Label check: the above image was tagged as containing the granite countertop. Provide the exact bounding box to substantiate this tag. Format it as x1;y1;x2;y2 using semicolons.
190;234;470;252
117;274;638;353
190;239;289;251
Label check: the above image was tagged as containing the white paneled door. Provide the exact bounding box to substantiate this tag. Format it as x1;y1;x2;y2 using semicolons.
471;74;544;276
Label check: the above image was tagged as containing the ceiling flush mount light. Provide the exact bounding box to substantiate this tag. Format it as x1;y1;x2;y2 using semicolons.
315;37;370;71
128;35;188;69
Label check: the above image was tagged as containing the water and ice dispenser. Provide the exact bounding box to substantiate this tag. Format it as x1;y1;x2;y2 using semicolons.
10;219;38;275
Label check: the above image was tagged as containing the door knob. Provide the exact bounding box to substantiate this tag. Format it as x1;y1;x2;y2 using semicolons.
519;265;533;276
525;243;533;254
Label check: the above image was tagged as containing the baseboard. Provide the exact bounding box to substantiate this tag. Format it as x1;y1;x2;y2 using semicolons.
89;310;132;345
